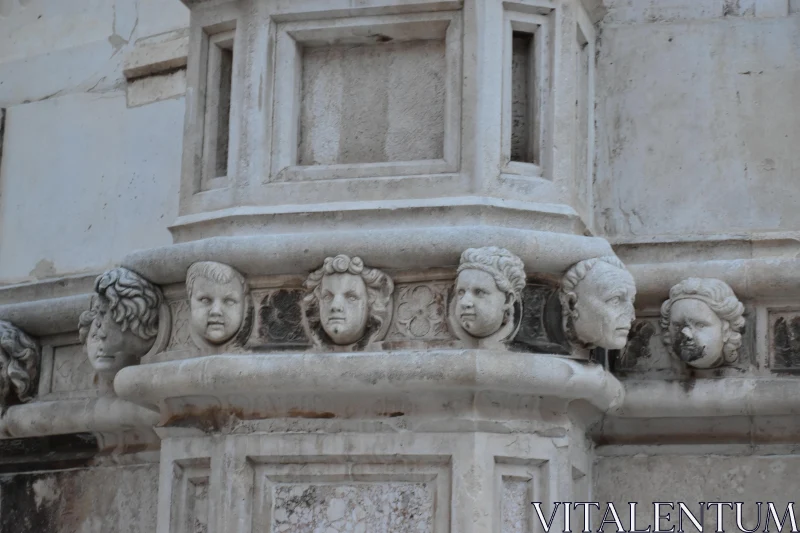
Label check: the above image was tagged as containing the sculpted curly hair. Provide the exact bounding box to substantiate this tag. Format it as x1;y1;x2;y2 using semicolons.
457;247;526;298
302;255;394;346
660;277;745;363
0;320;40;406
79;267;163;344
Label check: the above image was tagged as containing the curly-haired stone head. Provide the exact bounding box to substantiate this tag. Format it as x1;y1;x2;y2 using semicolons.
660;278;745;368
452;247;526;339
560;256;636;350
303;255;394;346
0;321;39;408
79;267;163;377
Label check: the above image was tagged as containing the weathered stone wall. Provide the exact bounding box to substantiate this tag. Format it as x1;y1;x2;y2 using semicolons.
0;462;159;532
0;0;188;284
595;0;800;238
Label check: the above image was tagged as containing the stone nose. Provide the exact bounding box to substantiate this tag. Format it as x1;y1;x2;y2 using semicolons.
681;325;694;339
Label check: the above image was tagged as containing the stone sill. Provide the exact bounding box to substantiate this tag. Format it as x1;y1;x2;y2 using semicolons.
114;350;624;417
1;396;160;451
615;377;800;418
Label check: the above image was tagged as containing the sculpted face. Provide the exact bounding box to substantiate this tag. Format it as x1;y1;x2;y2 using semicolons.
668;298;727;367
86;302;152;375
190;277;246;344
318;273;369;345
571;262;636;350
455;269;510;338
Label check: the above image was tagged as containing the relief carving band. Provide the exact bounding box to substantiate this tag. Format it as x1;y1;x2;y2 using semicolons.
187;261;249;347
560;256;636;350
0;321;39;408
79;268;163;378
660;278;745;369
302;255;394;347
448;247;526;344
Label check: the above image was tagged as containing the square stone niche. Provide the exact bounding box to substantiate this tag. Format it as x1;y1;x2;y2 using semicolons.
175;0;598;235
272;12;462;181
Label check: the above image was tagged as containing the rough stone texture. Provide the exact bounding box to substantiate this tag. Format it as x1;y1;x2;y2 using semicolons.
501;479;532;533
299;39;446;166
595;14;800;238
0;92;182;284
271;483;434;532
594;454;800;530
0;463;158;533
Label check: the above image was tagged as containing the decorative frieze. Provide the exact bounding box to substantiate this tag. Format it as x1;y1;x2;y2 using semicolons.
771;312;800;370
257;289;308;347
386;282;451;342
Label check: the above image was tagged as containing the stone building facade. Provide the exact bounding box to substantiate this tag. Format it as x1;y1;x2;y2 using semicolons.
0;0;798;530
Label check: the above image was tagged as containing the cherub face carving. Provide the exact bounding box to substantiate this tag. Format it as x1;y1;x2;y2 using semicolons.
302;255;394;347
455;269;511;338
187;263;247;345
449;247;527;343
561;257;637;350
660;278;745;368
667;299;726;366
319;273;369;345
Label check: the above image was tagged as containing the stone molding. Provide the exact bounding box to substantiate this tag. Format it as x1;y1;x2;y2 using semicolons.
614;378;800;418
122;226;613;285
114;350;625;419
0;396;160;452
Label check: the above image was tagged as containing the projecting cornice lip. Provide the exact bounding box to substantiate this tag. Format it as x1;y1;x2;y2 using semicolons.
1;396;160;441
614;378;800;418
121;226;613;285
113;350;625;417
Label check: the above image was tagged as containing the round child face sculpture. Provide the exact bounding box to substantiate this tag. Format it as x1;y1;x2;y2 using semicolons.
571;262;637;350
86;301;153;375
455;269;510;338
667;298;727;367
319;272;369;345
190;276;246;345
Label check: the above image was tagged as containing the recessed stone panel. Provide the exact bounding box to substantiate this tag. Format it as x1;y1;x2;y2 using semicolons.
271;483;434;532
50;343;93;394
299;39;446;166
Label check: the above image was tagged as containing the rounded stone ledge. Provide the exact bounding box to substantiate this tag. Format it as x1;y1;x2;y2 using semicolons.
0;294;90;336
615;378;800;418
121;226;613;285
0;397;160;439
114;350;624;417
629;258;800;306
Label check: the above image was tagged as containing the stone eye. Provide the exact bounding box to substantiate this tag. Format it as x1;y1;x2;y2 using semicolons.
200;297;211;305
224;298;236;306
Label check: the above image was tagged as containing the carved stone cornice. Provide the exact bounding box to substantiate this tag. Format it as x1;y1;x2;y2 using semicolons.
114;350;624;426
122;224;613;285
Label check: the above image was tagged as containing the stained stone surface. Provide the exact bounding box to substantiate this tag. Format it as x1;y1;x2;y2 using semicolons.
271;483;434;532
594;455;800;531
0;464;159;533
501;479;531;533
